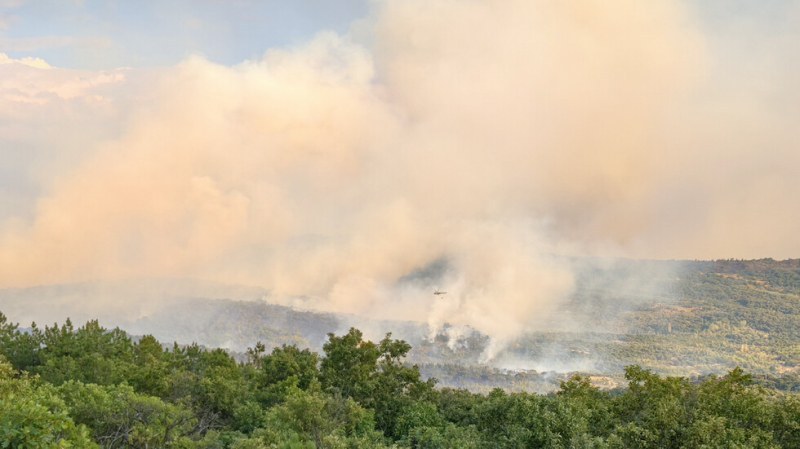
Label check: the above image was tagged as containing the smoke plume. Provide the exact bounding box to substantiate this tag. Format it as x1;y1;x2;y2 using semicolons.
1;0;799;357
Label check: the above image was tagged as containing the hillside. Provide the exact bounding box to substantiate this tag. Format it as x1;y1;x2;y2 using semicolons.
0;259;797;392
416;259;800;391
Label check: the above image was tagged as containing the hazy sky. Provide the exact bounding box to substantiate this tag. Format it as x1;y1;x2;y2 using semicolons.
0;0;369;68
1;0;798;343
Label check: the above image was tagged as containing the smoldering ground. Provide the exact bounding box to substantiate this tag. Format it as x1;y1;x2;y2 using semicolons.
1;0;799;360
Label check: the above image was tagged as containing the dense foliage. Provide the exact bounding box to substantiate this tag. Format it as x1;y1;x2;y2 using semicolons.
1;312;798;448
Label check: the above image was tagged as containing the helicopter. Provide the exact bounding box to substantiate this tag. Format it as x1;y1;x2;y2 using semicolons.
433;289;447;295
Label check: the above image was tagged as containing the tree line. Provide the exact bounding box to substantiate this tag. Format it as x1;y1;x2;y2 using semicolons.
0;312;798;448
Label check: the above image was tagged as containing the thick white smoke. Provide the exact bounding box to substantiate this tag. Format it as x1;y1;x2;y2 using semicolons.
1;0;799;358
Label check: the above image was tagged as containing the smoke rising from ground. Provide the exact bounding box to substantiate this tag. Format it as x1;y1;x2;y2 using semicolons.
1;1;799;358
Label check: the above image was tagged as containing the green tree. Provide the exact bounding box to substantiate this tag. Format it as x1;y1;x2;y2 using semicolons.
686;368;779;448
394;401;444;441
320;328;380;401
59;381;195;449
261;383;385;449
0;358;97;448
0;313;44;371
255;344;320;406
608;366;693;449
129;335;171;397
261;344;319;390
320;329;434;438
772;394;800;448
36;320;135;386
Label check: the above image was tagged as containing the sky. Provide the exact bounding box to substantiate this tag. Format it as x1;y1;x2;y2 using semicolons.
0;0;369;68
1;0;799;349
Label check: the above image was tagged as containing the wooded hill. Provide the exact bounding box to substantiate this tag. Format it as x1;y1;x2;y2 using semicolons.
415;258;800;392
0;258;797;394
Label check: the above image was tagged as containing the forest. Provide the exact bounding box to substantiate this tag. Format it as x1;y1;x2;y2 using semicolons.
1;312;798;448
